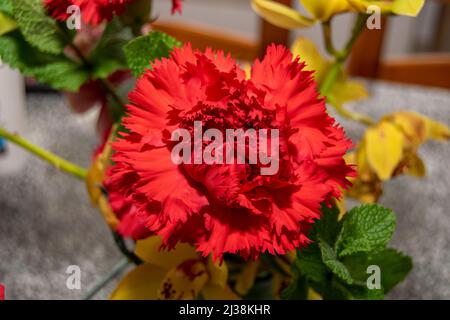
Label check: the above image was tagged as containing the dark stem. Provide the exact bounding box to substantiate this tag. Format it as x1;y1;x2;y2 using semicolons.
112;232;143;265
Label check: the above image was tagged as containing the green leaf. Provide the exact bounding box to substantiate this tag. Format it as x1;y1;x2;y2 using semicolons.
12;0;66;54
0;31;88;91
124;31;181;77
319;239;353;285
89;18;133;79
336;204;396;257
0;0;13;16
314;204;341;244
343;249;412;293
280;272;308;300
323;278;384;300
295;243;329;285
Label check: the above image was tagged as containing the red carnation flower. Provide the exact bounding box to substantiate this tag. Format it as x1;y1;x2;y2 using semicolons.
107;44;355;260
45;0;183;26
44;0;135;26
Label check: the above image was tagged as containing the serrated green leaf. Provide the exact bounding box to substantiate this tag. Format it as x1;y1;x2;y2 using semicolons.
124;31;181;77
0;31;88;91
90;18;133;79
323;278;384;300
32;60;89;91
12;0;66;54
314;204;341;244
320;239;353;285
295;243;329;285
0;0;13;16
280;271;308;300
336;204;396;257
342;249;412;293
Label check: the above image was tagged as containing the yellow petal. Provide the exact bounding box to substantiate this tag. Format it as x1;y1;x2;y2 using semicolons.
135;236;198;269
98;196;120;229
335;195;346;220
365;122;404;180
307;288;323;300
392;0;425;17
300;0;350;21
423;117;450;142
384;111;427;147
206;258;228;288
331;78;368;106
158;260;208;300
347;0;394;14
404;152;426;177
234;260;260;296
202;284;241;300
291;37;328;81
110;264;167;300
251;0;315;30
0;12;17;36
86;156;106;205
272;273;285;299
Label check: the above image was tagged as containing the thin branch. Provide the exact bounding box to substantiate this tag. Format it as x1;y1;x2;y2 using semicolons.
82;257;130;300
0;127;87;180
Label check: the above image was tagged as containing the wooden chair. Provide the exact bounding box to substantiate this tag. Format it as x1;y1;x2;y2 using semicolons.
151;0;292;61
349;0;450;89
152;0;450;89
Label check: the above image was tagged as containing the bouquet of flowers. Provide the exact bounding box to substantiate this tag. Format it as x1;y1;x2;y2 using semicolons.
0;0;448;300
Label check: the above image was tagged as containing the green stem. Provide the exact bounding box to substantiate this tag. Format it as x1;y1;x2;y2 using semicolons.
113;232;143;265
82;257;130;300
319;14;375;126
0;127;88;180
320;14;367;97
322;20;338;56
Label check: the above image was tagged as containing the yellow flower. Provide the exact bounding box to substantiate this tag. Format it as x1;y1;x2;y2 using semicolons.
251;0;425;29
346;111;449;203
291;37;369;120
347;0;425;16
110;236;240;300
0;11;17;36
85;137;120;229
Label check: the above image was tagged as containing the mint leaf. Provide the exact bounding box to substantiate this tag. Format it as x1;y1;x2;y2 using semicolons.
371;249;412;292
280;271;307;300
90;18;133;79
320;239;353;285
0;0;13;16
336;204;396;257
342;249;412;293
324;278;384;300
12;0;66;54
314;204;341;244
124;31;181;77
0;31;88;91
295;243;329;285
32;60;89;91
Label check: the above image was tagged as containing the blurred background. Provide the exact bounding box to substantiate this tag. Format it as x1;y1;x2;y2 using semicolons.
0;0;449;300
152;0;450;89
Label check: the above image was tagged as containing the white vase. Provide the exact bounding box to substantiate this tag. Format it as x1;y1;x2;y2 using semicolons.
0;63;27;175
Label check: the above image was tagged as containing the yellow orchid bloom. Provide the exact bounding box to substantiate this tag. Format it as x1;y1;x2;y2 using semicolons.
345;111;449;203
347;0;425;17
252;0;425;30
0;11;17;36
85;138;120;229
110;236;241;300
291;37;369;118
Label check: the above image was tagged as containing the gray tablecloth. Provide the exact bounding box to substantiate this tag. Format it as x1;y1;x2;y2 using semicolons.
1;80;449;299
